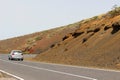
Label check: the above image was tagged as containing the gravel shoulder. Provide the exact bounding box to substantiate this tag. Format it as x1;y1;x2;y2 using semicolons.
0;72;17;80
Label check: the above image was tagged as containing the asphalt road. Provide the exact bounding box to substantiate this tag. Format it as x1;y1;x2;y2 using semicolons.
0;54;120;80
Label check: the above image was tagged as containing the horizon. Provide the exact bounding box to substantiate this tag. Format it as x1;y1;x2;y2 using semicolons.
0;0;120;40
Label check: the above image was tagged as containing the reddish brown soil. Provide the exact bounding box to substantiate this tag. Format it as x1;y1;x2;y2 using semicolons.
34;11;120;69
0;24;78;53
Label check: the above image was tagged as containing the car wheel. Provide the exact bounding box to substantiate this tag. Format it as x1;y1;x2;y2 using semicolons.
21;59;23;61
8;58;11;60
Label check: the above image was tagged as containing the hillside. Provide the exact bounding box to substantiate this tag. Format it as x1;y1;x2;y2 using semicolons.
0;23;79;53
34;7;120;69
1;7;120;69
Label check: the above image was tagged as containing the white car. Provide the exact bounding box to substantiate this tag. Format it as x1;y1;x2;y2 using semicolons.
8;50;23;61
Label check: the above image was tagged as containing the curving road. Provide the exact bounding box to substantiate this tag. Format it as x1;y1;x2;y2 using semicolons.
0;54;120;80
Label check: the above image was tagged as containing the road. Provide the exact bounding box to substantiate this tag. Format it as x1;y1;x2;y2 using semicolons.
0;54;120;80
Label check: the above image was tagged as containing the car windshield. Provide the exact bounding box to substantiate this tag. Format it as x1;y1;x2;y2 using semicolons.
13;51;22;53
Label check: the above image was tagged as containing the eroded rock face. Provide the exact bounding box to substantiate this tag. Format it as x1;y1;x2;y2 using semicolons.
104;26;112;31
111;21;120;34
72;32;84;38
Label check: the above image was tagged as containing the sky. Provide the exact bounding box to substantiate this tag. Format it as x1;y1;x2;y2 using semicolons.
0;0;120;40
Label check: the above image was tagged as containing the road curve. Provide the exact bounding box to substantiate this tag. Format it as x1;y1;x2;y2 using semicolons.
0;54;120;80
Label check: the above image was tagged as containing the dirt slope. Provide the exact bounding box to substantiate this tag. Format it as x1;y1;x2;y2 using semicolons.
34;7;120;69
0;23;79;53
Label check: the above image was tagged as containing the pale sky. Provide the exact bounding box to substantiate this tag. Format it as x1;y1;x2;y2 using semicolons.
0;0;120;40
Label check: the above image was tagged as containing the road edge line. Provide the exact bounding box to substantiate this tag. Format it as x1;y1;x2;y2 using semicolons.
0;59;97;80
0;69;24;80
25;60;120;73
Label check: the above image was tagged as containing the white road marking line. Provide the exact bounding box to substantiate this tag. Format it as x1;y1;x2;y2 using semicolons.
25;60;120;73
0;59;97;80
0;69;24;80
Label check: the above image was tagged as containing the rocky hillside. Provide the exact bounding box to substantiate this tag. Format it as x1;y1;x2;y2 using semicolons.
0;22;79;53
1;7;120;69
34;7;120;69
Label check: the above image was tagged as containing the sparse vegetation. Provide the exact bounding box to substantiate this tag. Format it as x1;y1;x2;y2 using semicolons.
91;16;98;20
27;38;35;45
108;6;120;17
35;36;42;41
